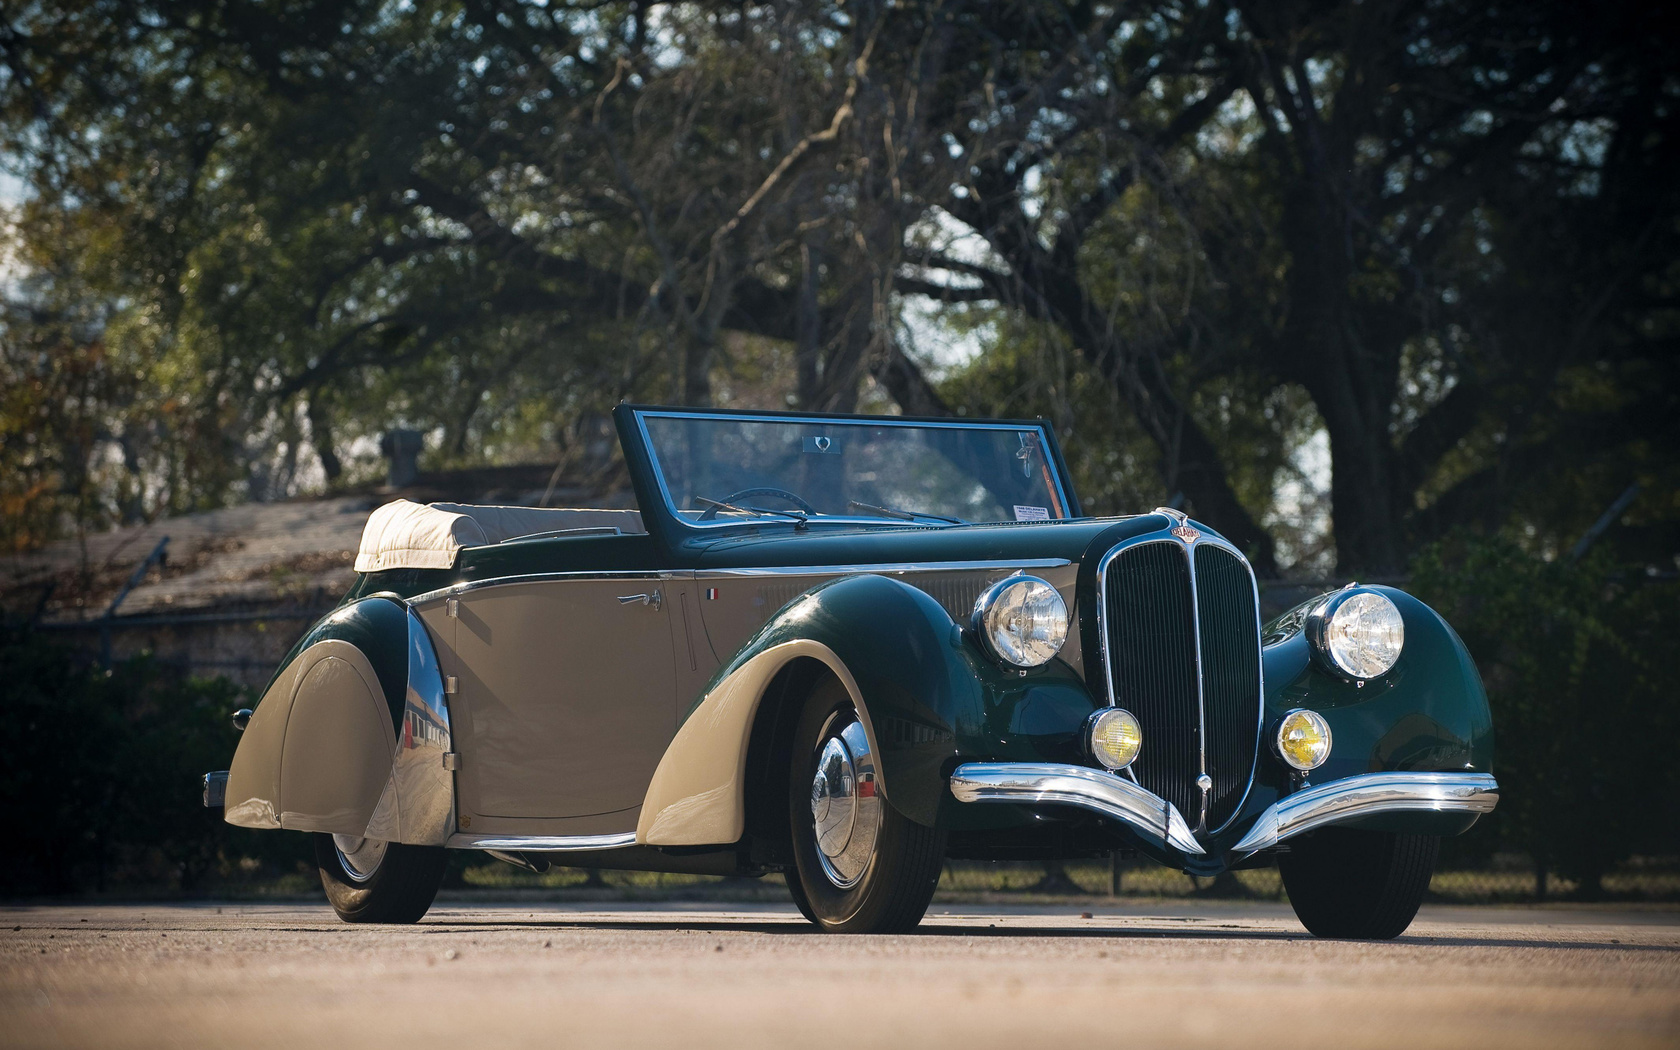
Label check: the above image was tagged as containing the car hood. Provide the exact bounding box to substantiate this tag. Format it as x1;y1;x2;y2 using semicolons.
676;512;1196;571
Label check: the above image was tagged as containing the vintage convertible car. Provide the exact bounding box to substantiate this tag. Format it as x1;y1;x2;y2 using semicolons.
205;405;1496;937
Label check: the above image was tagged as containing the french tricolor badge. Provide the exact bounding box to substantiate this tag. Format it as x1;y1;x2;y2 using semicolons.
705;587;719;600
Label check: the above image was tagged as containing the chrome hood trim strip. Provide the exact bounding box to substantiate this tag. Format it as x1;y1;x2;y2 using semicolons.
448;832;638;852
408;560;1071;607
950;762;1205;855
1231;771;1499;855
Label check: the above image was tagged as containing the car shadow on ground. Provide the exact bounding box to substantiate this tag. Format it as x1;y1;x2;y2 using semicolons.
414;915;1680;953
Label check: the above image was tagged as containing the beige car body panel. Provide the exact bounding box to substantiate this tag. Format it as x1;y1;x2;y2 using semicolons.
224;639;396;836
434;577;678;825
225;562;1079;851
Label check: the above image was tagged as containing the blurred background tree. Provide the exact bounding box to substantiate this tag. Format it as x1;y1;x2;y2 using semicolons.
4;0;1672;575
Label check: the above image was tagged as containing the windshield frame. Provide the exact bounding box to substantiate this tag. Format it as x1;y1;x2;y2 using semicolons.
620;405;1080;534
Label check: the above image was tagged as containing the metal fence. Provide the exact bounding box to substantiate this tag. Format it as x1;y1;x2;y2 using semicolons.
933;856;1680;903
446;855;1680;904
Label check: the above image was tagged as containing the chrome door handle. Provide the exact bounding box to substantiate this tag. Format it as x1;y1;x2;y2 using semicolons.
617;590;662;610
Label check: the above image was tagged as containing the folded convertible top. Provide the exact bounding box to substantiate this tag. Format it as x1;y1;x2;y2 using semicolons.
354;499;645;572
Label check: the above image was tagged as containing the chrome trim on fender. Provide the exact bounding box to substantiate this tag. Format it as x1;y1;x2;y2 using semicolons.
1230;772;1500;855
950;762;1205;855
449;832;638;852
697;558;1071;578
383;607;458;845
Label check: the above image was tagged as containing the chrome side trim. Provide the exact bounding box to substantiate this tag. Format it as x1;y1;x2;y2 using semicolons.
409;572;670;606
378;607;457;846
950;762;1205;855
1092;521;1265;837
449;832;639;852
408;560;1072;606
695;558;1071;578
1231;772;1500;855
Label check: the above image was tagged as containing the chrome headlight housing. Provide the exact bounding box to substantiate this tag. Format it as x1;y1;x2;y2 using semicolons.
1087;708;1143;770
1306;588;1405;679
971;575;1068;669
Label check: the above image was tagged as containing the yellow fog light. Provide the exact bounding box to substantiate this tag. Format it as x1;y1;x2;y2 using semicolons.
1275;709;1332;771
1088;708;1143;770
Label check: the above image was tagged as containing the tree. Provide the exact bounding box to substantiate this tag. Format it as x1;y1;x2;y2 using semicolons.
2;1;1674;575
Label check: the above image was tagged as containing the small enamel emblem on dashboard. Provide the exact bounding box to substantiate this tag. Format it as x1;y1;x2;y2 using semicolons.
1171;524;1200;544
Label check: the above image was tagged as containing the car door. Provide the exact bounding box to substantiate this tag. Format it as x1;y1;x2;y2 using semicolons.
445;575;677;823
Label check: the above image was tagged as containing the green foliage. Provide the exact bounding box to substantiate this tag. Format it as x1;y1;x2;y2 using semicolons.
1411;534;1680;894
0;622;300;892
0;0;1674;578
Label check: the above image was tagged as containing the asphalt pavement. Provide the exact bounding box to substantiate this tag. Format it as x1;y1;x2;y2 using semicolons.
2;899;1676;1049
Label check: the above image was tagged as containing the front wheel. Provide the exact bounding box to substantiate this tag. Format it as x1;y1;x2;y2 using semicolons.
314;833;449;924
1279;827;1439;939
786;680;945;933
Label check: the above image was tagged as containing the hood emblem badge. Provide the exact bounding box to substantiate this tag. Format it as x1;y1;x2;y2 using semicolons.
1171;524;1200;544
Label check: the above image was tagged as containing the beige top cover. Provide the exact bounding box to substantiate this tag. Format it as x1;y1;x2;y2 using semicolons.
354;499;645;572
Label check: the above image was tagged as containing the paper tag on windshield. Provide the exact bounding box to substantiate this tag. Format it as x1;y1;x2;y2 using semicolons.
1013;505;1050;521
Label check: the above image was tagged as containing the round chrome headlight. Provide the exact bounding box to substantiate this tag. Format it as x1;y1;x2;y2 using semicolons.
972;575;1068;669
1275;709;1332;771
1307;589;1405;679
1087;708;1142;770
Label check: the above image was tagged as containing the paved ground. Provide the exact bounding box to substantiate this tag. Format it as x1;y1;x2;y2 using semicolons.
2;900;1676;1049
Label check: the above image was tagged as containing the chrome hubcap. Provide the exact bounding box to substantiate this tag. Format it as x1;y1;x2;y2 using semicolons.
332;835;388;883
809;719;880;889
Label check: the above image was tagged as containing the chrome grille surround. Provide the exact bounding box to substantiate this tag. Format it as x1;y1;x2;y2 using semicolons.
1095;513;1265;839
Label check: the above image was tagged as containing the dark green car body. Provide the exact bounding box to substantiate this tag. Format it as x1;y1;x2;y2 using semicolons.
273;404;1494;876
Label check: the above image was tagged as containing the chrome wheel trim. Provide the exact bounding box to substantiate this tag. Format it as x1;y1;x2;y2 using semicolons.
808;718;880;890
332;835;388;883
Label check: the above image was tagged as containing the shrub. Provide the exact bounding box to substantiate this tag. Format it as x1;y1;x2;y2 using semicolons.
1412;534;1680;896
0;620;257;892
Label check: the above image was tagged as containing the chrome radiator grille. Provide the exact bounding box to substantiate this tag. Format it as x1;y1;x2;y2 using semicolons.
1101;539;1262;832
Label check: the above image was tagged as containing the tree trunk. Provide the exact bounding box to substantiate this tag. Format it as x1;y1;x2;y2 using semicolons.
682;333;713;407
307;396;343;484
796;239;823;409
1276;178;1407;575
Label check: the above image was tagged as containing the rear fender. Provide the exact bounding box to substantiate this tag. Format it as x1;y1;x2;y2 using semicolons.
223;596;456;844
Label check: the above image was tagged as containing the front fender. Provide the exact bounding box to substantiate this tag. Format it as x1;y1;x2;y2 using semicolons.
1233;585;1495;843
639;573;1092;846
1261;586;1494;778
223;596;456;844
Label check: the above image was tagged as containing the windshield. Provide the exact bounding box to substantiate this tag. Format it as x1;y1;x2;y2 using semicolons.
636;411;1073;528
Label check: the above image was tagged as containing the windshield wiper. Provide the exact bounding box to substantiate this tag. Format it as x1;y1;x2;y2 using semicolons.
847;500;967;526
695;496;808;528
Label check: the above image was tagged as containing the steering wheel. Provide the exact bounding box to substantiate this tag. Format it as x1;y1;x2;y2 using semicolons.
698;486;818;520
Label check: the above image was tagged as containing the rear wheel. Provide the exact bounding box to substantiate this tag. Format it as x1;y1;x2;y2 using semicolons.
1279;827;1439;939
314;833;449;924
786;679;945;933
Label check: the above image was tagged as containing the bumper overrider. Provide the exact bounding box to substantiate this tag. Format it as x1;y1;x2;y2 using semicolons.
948;763;1498;859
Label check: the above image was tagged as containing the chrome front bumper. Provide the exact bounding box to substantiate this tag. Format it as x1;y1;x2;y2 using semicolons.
949;763;1206;855
948;763;1498;858
1229;770;1499;855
